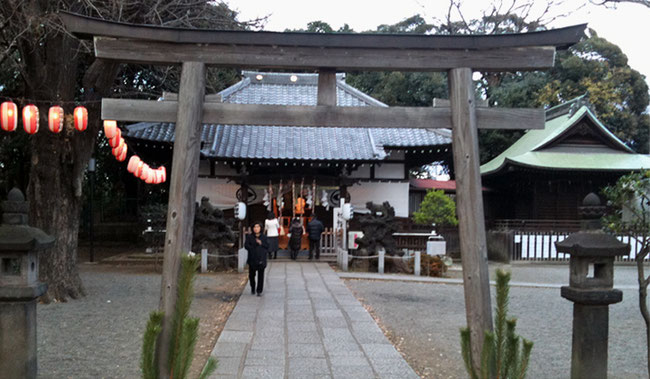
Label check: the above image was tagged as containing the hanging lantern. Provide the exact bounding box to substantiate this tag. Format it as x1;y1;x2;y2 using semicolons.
112;139;125;156
74;106;88;132
145;169;155;184
22;105;39;134
103;120;117;139
139;163;150;181
127;156;141;173
152;170;161;184
117;147;127;162
48;106;64;133
113;144;126;161
1;101;18;132
135;161;144;178
159;166;166;183
109;130;122;148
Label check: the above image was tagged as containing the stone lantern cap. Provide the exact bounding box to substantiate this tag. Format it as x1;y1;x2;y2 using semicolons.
555;231;629;258
0;188;54;252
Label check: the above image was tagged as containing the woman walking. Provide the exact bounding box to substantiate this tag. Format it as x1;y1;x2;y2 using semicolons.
264;212;280;259
245;222;268;296
288;218;304;260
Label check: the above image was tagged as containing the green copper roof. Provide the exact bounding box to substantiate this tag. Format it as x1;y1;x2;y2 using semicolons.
481;100;647;175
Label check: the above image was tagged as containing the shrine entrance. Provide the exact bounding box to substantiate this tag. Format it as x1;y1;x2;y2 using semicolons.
60;12;585;377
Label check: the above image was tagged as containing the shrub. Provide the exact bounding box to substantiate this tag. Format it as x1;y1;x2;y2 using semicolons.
413;189;458;227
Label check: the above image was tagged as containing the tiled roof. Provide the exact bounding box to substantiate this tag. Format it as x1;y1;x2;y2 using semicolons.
125;71;451;161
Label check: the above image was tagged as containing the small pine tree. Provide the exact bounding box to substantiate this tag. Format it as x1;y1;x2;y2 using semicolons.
140;254;217;379
460;269;533;379
412;189;458;227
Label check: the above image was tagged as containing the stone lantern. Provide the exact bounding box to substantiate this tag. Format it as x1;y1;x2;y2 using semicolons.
555;192;629;379
0;188;54;379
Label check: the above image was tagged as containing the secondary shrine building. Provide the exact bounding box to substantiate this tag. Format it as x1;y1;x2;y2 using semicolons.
481;96;650;226
124;71;451;228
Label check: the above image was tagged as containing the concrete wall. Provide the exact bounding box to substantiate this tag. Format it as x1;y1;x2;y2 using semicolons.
348;181;410;218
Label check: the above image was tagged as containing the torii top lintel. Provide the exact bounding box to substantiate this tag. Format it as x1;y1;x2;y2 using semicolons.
59;12;586;72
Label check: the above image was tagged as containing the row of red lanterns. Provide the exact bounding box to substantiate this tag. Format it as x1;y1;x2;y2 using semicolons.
103;120;166;185
1;101;88;134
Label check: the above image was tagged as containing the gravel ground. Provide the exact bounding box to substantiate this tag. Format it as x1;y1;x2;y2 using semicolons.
346;264;648;379
37;264;245;379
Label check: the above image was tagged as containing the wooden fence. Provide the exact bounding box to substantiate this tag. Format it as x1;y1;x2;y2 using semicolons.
510;231;648;262
242;226;337;256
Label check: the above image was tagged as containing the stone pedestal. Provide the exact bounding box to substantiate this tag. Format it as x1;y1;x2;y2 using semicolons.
0;188;53;379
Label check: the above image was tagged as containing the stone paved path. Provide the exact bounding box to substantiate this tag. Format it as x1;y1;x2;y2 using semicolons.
208;262;419;378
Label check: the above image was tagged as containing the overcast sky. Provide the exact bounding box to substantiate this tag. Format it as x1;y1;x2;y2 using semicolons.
227;0;650;89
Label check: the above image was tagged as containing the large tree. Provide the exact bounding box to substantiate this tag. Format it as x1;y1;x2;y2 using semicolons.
0;0;255;302
300;2;650;163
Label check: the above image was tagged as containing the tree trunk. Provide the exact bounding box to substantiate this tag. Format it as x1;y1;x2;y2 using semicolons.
24;29;119;302
637;254;650;377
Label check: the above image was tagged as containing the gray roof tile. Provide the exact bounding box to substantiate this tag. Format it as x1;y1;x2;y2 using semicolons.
125;71;451;161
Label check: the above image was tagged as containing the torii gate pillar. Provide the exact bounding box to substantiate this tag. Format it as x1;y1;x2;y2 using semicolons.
157;61;206;377
449;68;493;368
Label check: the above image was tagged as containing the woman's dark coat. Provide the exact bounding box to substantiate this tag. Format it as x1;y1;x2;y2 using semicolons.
288;224;303;251
245;233;269;269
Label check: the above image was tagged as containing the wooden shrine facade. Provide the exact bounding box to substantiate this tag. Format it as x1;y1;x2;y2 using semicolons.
60;11;585;376
125;71;452;221
482;96;650;224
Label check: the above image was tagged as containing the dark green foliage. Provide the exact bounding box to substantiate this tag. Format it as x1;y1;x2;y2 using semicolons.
140;255;217;379
412;189;458;227
460;269;533;379
141;311;163;379
603;171;650;376
192;197;236;252
354;201;399;255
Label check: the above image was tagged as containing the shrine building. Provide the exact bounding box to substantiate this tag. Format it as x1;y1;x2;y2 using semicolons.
124;71;452;227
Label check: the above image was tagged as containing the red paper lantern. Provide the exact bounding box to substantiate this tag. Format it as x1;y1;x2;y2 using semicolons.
117;147;127;162
159;166;167;183
22;105;39;134
140;164;150;181
135;161;144;177
112;139;125;156
1;101;18;132
127;156;140;173
74;106;87;132
153;168;161;184
145;169;155;184
103;120;117;139
48;106;64;133
109;129;122;148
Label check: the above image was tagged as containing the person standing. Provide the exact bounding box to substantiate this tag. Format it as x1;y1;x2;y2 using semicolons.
245;222;268;296
306;215;325;260
264;212;280;259
288;218;304;260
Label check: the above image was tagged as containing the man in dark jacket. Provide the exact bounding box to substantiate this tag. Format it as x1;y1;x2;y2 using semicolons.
306;215;325;260
245;223;268;296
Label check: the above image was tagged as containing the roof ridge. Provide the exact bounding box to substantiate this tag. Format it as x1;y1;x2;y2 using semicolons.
337;80;388;108
545;94;590;121
219;76;251;101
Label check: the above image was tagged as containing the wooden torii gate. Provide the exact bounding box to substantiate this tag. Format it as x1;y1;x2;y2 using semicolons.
60;12;584;377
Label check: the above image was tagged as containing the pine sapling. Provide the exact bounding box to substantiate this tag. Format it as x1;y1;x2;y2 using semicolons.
140;254;218;379
460;269;534;379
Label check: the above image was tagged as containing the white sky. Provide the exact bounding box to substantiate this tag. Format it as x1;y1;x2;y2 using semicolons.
227;0;650;88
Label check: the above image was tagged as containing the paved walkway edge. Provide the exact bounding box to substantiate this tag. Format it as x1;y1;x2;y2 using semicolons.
207;262;419;378
337;271;638;290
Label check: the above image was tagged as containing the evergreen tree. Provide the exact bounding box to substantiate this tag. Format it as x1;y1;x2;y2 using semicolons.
461;269;533;379
140;254;217;379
